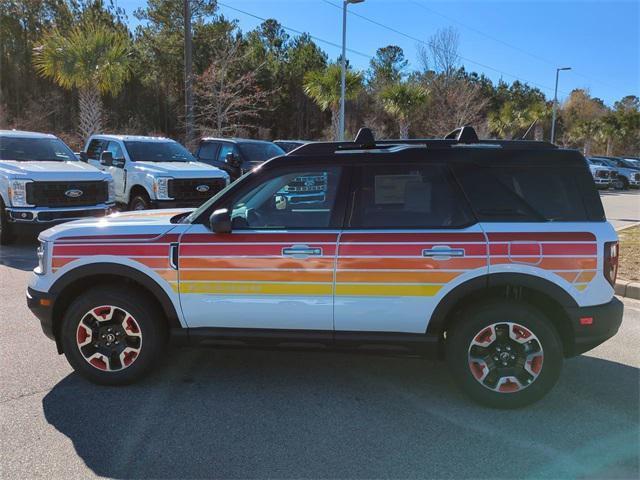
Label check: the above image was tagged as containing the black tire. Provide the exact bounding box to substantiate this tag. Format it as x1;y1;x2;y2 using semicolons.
446;301;563;409
616;176;629;190
60;286;167;385
0;199;14;245
129;192;151;211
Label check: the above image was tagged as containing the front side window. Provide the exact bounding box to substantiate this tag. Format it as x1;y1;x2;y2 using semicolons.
230;167;341;230
123;141;195;162
0;137;77;162
347;164;474;228
106;141;125;160
216;143;238;163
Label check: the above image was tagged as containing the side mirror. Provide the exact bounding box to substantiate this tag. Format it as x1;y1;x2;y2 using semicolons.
225;152;241;168
100;151;113;166
77;152;88;162
209;208;231;234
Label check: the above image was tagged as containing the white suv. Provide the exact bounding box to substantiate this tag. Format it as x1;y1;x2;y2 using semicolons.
82;135;229;210
0;130;114;244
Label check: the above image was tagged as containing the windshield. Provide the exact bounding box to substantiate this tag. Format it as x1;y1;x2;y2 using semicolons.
0;136;77;162
124;141;195;162
238;143;285;163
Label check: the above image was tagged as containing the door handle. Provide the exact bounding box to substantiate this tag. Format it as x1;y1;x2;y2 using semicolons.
422;247;465;259
282;245;323;257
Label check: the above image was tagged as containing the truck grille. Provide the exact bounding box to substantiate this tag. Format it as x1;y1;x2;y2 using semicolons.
596;170;609;178
283;174;327;192
168;178;226;201
26;181;108;207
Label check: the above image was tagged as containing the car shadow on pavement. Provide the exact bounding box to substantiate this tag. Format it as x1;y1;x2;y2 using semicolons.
0;238;38;271
42;348;639;479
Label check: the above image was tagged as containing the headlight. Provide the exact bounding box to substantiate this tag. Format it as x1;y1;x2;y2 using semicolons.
35;241;48;275
107;179;116;202
8;180;32;207
153;177;172;200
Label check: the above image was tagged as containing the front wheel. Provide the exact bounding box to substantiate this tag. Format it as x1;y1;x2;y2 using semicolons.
129;193;151;211
60;286;167;385
446;301;563;408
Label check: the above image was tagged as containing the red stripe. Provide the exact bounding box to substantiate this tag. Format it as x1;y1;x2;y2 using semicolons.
542;243;597;255
181;233;338;243
53;244;170;256
340;233;485;242
489;242;597;256
180;244;336;256
56;233;180;243
486;232;595;241
339;243;487;256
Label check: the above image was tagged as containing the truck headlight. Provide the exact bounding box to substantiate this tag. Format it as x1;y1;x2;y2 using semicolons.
35;240;48;275
153;177;172;200
107;179;116;203
8;180;32;207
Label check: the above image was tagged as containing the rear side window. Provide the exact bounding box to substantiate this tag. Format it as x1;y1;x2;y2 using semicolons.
86;139;107;160
454;163;593;222
347;164;474;228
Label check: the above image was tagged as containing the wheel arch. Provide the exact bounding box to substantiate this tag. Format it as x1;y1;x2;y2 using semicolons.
49;262;182;353
427;273;578;357
128;183;152;201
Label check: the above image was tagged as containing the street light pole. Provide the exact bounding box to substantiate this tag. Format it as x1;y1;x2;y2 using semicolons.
339;0;364;141
184;0;194;147
550;66;571;144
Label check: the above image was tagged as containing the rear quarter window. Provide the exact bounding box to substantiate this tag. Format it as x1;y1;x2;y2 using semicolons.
453;152;605;222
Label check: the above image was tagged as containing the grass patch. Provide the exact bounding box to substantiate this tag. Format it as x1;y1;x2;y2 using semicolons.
618;225;640;281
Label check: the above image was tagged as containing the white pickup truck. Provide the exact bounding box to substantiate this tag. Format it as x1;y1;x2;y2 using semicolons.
82;135;229;210
0;130;114;244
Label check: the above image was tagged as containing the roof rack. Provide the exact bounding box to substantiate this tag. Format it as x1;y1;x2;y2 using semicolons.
289;126;557;155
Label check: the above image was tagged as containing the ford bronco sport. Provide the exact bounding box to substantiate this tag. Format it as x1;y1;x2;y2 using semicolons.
0;130;114;244
82;135;229;210
27;127;623;408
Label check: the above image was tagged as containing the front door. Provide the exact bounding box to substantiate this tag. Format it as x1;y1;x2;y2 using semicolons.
178;165;345;330
334;162;486;333
105;141;127;199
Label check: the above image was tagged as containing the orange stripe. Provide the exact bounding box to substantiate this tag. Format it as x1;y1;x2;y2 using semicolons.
338;258;486;270
132;257;172;269
180;269;333;282
336;270;461;283
52;257;74;268
575;271;597;282
156;270;178;281
180;257;335;270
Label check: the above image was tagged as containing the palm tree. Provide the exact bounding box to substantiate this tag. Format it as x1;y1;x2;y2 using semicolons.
488;102;526;139
303;63;363;140
33;21;131;138
521;101;551;141
378;82;428;139
595;116;619;156
569;120;600;156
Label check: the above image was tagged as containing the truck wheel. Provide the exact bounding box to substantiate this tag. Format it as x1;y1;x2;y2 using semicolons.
0;200;14;245
446;301;563;409
616;176;628;190
60;286;167;385
129;193;151;211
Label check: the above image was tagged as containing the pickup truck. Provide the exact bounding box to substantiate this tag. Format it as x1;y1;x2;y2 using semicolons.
82;135;229;210
0;130;114;244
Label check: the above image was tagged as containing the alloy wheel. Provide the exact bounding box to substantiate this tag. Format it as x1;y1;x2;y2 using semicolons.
467;322;544;393
76;305;143;371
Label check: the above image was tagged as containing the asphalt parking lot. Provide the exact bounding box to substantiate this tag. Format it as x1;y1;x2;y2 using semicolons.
1;191;639;479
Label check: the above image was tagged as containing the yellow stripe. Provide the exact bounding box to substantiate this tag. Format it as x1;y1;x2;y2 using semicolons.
176;281;333;295
335;284;443;297
575;284;588;291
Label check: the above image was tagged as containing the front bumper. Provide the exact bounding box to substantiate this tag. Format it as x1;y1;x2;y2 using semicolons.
7;204;114;225
26;287;56;341
566;297;624;356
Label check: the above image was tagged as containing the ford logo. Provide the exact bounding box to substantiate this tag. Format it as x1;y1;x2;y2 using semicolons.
64;189;83;198
196;184;210;193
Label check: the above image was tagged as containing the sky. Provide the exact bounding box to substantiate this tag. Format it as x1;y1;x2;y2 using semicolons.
116;0;639;106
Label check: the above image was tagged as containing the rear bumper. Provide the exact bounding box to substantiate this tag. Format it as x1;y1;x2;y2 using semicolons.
566;297;624;356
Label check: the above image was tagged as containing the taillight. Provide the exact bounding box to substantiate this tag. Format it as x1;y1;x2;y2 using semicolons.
604;241;619;287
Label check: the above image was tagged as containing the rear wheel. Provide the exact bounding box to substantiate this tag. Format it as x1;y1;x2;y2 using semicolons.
61;286;167;385
446;301;563;408
0;199;14;245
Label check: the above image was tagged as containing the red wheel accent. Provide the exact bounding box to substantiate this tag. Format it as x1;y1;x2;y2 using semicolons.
512;324;532;340
77;325;90;344
470;361;486;380
528;355;543;374
475;326;494;344
122;350;138;367
125;316;140;334
89;357;108;370
498;379;520;392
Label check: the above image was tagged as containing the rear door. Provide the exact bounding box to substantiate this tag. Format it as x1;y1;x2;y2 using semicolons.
178;163;347;330
334;161;486;333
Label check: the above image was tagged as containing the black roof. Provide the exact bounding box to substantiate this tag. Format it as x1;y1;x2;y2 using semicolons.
199;137;277;145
